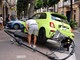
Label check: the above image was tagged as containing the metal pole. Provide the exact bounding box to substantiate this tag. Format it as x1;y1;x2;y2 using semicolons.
69;0;73;22
70;0;73;11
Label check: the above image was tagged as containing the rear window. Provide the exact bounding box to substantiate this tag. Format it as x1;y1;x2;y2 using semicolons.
39;13;46;19
51;14;68;24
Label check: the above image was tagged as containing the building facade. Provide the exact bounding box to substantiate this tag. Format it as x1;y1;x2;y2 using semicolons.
0;0;3;15
58;0;80;27
0;0;17;20
7;0;17;15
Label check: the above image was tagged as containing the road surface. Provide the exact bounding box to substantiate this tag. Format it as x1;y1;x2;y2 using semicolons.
0;30;78;60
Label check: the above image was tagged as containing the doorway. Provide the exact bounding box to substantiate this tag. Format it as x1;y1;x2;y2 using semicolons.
66;11;71;22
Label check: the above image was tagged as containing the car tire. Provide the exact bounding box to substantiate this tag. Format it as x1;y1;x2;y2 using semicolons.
13;24;20;30
38;28;46;44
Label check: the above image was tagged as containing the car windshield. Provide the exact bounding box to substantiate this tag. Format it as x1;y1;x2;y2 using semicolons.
51;14;68;24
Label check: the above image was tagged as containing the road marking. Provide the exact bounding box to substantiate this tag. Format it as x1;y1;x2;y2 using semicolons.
16;55;26;59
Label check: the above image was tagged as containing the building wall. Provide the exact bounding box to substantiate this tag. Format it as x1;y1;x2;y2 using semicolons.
0;0;17;22
74;4;79;25
0;2;2;15
58;0;80;26
0;0;17;15
7;0;17;15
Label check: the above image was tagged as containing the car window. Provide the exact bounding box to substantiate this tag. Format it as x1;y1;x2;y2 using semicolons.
51;14;68;24
51;15;61;21
32;13;46;19
32;14;41;19
39;13;46;19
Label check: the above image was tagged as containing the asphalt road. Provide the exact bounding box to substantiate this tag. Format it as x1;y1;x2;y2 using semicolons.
73;31;80;60
0;30;49;60
0;30;79;60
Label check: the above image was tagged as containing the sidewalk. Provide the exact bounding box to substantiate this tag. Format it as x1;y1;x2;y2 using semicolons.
0;30;12;41
78;28;80;31
73;27;80;33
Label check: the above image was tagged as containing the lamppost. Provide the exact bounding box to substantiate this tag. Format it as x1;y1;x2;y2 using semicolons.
69;0;73;22
68;0;73;22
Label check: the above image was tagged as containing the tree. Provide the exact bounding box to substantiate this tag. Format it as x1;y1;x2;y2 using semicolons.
48;0;60;7
35;0;60;12
35;0;43;9
17;0;23;18
48;0;60;12
43;0;49;7
17;0;29;18
17;0;36;18
17;0;60;18
28;0;36;18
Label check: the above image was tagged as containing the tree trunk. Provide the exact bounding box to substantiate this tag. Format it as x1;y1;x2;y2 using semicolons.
28;0;36;18
53;4;55;12
46;5;49;12
24;3;28;17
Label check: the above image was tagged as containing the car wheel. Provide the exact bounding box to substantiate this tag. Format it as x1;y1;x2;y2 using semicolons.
38;28;46;44
13;24;20;30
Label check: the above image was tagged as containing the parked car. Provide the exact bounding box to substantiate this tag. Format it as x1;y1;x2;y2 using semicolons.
6;19;26;29
23;12;74;43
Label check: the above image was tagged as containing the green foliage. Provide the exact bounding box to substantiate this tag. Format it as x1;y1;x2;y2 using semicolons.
69;20;78;29
48;0;60;7
17;0;28;18
17;0;60;17
35;0;60;9
43;0;49;7
35;0;43;9
17;0;23;17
